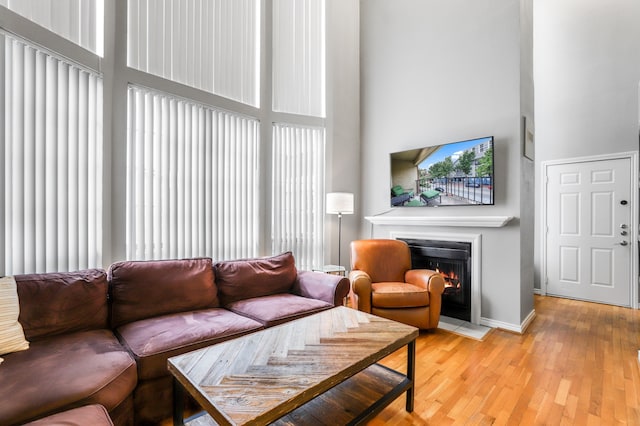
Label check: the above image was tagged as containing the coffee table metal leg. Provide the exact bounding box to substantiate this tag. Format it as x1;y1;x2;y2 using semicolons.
173;378;185;426
406;339;415;412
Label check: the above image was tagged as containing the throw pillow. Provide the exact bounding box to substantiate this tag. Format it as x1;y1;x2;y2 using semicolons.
0;276;30;359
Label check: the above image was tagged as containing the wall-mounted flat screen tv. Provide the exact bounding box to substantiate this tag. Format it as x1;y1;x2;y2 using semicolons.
390;136;494;207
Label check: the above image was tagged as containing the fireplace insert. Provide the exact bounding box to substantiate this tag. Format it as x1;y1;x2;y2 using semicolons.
399;238;472;322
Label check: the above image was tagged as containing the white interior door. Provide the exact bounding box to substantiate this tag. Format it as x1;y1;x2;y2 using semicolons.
545;157;632;307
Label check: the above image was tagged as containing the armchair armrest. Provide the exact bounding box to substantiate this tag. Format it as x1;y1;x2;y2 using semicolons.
349;270;373;313
405;269;445;327
405;269;445;295
292;270;350;306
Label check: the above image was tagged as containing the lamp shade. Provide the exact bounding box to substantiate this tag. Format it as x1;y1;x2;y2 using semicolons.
326;192;354;215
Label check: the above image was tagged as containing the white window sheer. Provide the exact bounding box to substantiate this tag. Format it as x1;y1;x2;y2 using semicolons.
272;0;325;117
127;0;260;107
3;35;103;275
271;124;325;270
127;85;260;261
0;0;104;56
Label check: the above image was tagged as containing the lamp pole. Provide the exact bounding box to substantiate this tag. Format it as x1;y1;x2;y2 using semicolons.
337;211;343;269
326;192;354;273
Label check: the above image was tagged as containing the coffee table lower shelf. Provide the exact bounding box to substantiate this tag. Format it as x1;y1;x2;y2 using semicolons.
183;363;411;426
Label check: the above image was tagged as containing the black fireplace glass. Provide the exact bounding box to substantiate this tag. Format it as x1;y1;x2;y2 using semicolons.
400;238;472;322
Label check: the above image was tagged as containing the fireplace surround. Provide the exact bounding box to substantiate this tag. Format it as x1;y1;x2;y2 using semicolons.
390;232;482;325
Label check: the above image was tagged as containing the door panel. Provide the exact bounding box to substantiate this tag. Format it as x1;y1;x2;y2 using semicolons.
560;193;579;235
546;158;631;307
591;192;613;236
559;246;579;282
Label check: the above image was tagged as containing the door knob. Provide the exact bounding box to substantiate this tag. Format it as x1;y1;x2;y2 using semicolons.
618;241;629;246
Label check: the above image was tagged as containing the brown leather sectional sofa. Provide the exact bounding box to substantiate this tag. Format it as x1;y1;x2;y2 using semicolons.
0;252;349;425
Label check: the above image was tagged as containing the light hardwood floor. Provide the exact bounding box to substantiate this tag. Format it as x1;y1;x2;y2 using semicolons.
162;295;640;425
370;295;640;425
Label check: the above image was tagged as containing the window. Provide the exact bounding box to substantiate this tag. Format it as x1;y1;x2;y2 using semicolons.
126;85;259;261
271;124;325;270
0;0;104;56
2;35;103;274
270;0;327;269
272;0;325;117
127;0;260;107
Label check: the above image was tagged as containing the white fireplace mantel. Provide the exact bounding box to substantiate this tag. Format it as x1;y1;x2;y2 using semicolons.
365;215;514;228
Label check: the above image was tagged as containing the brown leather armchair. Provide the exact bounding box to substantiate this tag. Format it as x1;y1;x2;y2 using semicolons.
349;239;445;330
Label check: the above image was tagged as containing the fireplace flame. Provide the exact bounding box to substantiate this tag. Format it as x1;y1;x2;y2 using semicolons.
435;267;461;289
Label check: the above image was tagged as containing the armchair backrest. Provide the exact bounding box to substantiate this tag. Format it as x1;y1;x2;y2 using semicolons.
350;239;411;283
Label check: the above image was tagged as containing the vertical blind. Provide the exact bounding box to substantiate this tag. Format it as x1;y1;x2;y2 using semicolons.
272;0;325;117
127;0;260;107
3;35;103;275
272;123;325;270
127;85;260;261
0;0;103;56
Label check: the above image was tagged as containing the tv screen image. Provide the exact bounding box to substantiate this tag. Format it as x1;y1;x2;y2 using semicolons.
390;136;494;207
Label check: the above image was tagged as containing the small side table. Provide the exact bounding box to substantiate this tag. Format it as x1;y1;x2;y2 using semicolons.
312;264;346;277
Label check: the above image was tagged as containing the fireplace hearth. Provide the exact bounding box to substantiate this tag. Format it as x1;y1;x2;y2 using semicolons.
399;238;472;322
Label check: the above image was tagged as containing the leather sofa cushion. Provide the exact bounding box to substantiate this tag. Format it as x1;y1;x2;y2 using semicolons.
115;308;263;381
226;293;332;327
0;330;137;426
15;269;109;341
371;282;430;308
214;252;297;305
23;404;113;426
109;258;218;328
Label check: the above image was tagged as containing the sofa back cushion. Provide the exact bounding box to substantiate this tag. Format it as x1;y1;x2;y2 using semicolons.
108;258;218;328
15;269;109;341
214;252;297;305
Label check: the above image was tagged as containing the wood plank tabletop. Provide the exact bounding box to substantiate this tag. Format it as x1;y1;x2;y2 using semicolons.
168;306;418;426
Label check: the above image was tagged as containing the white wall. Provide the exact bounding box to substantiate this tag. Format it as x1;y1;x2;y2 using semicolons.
325;0;361;269
360;0;534;327
534;0;640;291
534;0;640;162
520;0;535;322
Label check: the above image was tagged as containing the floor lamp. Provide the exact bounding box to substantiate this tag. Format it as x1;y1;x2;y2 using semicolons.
326;192;354;272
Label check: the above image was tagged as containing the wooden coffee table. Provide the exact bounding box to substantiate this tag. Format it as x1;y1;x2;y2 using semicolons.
168;306;418;425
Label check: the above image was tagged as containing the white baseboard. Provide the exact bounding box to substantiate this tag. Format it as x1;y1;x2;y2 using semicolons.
480;309;536;334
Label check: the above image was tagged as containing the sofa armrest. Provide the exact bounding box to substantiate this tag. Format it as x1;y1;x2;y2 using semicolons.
349;270;373;313
291;270;350;306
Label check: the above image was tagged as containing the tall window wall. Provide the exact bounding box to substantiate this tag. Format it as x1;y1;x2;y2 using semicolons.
0;0;327;274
